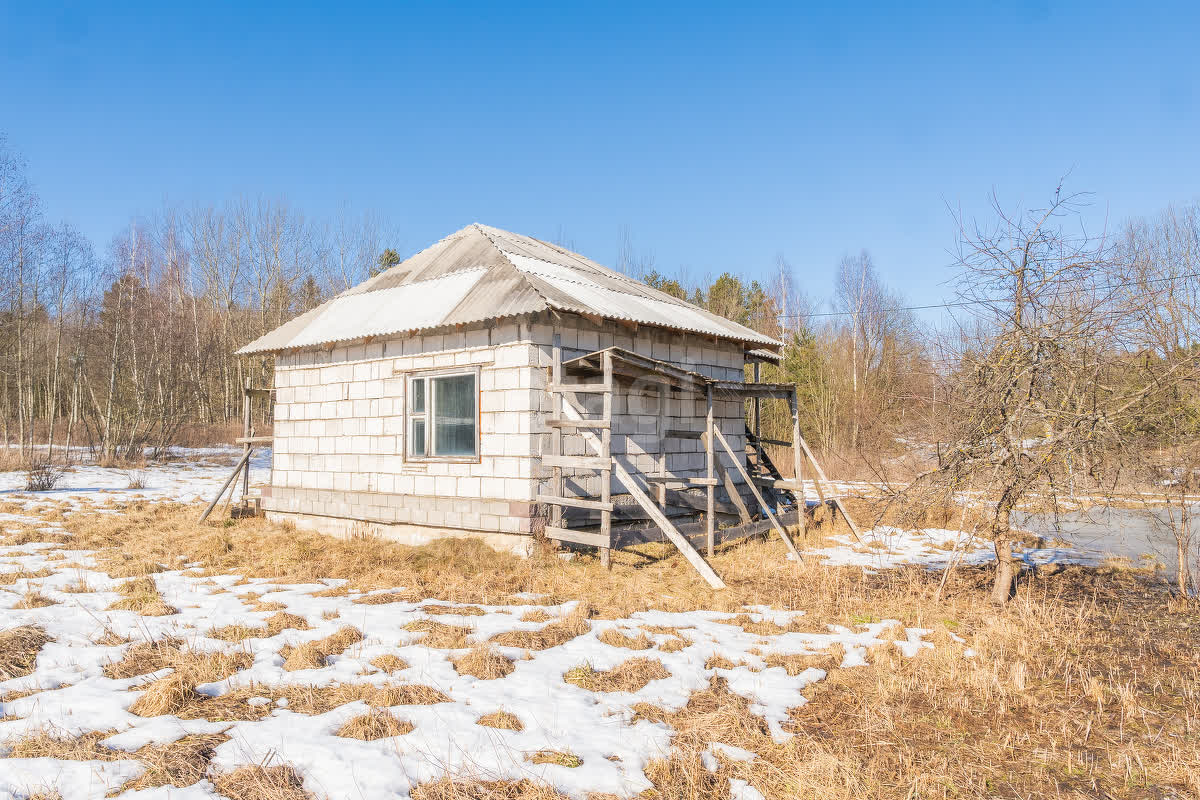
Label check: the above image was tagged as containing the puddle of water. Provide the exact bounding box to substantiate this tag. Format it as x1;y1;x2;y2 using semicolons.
1015;506;1199;581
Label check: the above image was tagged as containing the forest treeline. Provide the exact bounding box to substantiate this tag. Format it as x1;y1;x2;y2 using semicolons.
3;137;1198;492
0;138;933;466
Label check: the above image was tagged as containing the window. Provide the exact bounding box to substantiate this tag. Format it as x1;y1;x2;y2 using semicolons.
406;369;479;460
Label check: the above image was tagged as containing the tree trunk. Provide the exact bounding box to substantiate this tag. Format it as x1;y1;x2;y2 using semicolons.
991;535;1017;604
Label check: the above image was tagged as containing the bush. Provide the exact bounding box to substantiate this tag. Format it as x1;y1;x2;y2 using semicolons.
25;462;64;491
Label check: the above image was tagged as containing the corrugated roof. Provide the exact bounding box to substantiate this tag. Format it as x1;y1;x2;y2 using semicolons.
237;223;781;355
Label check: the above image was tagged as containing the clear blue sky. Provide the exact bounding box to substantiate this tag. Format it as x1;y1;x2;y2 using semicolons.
3;0;1197;313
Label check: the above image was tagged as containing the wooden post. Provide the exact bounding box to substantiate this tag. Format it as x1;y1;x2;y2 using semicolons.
705;383;715;557
656;382;667;513
790;388;806;540
241;377;252;503
199;450;253;523
600;350;613;569
550;334;563;541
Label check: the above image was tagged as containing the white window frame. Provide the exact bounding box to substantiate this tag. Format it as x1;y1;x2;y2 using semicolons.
404;366;481;463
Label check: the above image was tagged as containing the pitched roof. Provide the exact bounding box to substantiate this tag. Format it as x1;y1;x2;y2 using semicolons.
237;223;781;355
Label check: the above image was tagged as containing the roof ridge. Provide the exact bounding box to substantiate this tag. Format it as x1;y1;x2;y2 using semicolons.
471;223;557;308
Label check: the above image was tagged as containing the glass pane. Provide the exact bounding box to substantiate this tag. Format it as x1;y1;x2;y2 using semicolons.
410;378;425;413
433;374;476;456
410;418;426;457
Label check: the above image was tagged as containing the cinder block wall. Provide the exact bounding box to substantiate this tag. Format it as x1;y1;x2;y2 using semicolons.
266;319;542;536
263;311;751;541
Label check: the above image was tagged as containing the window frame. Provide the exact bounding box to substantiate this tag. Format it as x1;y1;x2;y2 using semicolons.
403;366;482;463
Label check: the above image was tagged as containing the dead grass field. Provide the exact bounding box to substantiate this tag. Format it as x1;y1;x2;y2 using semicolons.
3;500;1199;799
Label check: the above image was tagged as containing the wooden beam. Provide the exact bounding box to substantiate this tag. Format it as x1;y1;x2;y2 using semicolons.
643;475;719;487
547;382;610;394
716;459;753;525
542;454;610;471
664;428;703;440
600;349;613;570
544;526;611;548
712;426;800;560
705;384;715;557
546;418;610;430
199;449;253;523
536;494;615;512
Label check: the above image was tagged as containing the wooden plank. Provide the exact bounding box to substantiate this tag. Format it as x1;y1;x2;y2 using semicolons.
716;460;753;525
790;391;807;539
550;334;563;535
751;477;804;491
235;436;274;444
542;454;610;471
600;350;613;570
612;460;726;590
712;426;800;560
705;385;715;557
547;382;610;394
244;388;274;398
560;392;725;590
756;436;792;448
546;418;610;430
198;449;253;523
710;380;795;398
833;497;863;542
643;475;719;487
664;428;702;440
544;526;611;548
536;494;614;512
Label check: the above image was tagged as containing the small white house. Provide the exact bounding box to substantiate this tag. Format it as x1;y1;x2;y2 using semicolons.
239;224;803;585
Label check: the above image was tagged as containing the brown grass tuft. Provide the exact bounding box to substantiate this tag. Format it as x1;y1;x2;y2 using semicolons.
211;764;313;800
597;629;654;650
476;710;524;731
453;645;515;680
404;619;473;649
370;654;410;673
106;576;177;616
0;625;52;680
423;603;487;616
519;609;554;623
490;607;590;651
15;589;56;608
411;778;568;799
527;750;583;768
336;708;415;740
563;657;671;693
281;626;362;671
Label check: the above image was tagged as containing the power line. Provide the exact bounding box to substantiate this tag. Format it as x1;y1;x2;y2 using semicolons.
776;270;1200;320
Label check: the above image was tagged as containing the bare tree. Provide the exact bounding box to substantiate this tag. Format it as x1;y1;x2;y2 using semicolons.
915;187;1194;603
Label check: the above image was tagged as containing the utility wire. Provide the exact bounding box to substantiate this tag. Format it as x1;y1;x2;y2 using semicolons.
775;270;1200;320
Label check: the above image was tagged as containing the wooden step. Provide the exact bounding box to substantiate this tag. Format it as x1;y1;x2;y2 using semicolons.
643;475;719;487
546;418;610;430
536;494;615;512
542;454;611;471
547;382;610;394
543;525;611;548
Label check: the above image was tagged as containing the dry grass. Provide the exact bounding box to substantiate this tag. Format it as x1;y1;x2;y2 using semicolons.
563;657;671;693
452;645;515;680
105;576;178;616
411;778;568;799
128;646;254;717
476;710;524;731
211;764;313;800
336;707;415;740
519;609;554;623
370;654;410;672
0;625;51;680
281;626;362;670
596;628;654;650
423;603;487;616
527;750;583;768
489;606;591;651
9;501;1198;798
404;619;473;649
763;644;844;676
0;567;54;585
209;612;311;642
14;588;56;608
8;728;228;791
